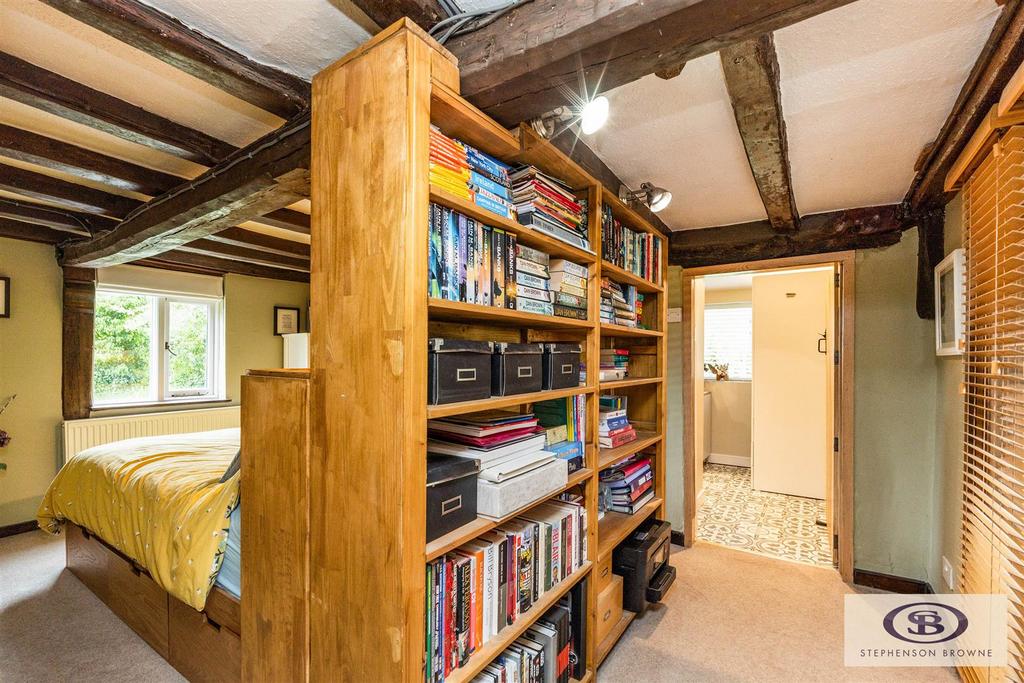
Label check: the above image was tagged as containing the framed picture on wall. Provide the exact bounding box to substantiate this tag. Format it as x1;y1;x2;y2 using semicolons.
0;277;8;318
934;248;965;356
274;306;300;336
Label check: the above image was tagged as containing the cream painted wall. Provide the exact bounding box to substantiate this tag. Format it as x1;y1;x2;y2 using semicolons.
705;287;751;305
0;238;63;526
704;380;751;461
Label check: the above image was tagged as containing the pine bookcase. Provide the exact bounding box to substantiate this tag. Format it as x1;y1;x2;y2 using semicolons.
307;20;668;681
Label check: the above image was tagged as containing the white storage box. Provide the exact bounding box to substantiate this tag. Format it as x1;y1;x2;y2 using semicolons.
477;459;569;519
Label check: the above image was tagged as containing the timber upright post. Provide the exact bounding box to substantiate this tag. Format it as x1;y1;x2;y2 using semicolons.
308;21;460;682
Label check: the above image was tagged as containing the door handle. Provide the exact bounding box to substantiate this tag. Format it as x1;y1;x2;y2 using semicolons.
817;331;827;354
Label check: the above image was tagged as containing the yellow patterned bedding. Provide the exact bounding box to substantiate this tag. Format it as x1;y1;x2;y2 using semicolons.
37;428;240;610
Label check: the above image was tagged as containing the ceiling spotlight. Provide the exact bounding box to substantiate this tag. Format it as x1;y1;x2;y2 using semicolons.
620;182;673;213
530;95;611;139
580;96;609;135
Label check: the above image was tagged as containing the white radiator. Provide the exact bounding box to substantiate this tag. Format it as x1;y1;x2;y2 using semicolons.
61;406;241;464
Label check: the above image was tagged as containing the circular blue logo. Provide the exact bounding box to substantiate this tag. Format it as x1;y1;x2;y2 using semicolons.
883;602;969;644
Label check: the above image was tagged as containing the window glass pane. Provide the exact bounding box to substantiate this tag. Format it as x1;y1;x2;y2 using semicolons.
168;300;211;394
704;305;752;380
93;292;156;404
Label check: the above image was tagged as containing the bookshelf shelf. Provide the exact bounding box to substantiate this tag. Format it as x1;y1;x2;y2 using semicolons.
444;561;594;683
598;431;663;471
600;323;664;338
599;376;663;391
429;185;598;265
430;81;520;159
427;385;595;419
424;468;594;561
571;671;594;683
597;497;663;560
428;298;594;329
595;610;637;668
601;260;664;294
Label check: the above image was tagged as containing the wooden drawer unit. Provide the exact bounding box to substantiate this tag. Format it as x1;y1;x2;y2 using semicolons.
66;523;170;657
169;596;241;682
595;553;615;594
596;574;624;645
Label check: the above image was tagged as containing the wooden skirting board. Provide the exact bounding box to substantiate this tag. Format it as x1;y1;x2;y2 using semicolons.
852;568;934;594
0;520;37;538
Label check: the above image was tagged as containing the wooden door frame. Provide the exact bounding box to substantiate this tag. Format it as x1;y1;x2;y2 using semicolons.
681;250;855;582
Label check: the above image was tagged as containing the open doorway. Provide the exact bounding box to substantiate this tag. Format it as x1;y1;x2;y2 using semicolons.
681;252;855;581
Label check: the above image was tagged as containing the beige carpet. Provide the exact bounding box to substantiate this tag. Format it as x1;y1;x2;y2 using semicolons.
0;530;183;682
601;541;958;682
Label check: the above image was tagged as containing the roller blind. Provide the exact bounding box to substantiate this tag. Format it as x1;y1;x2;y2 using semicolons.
703;304;752;380
961;126;1024;681
97;264;223;299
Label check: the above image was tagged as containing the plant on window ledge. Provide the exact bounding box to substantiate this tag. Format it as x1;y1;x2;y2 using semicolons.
0;394;16;471
704;362;729;381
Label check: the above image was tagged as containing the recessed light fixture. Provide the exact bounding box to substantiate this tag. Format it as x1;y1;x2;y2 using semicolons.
579;96;609;135
620;182;673;213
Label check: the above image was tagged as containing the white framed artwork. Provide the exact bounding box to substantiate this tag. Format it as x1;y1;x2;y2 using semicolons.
935;248;965;356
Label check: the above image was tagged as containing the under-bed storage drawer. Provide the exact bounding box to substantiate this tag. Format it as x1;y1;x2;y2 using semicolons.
66;523;170;658
169;596;241;683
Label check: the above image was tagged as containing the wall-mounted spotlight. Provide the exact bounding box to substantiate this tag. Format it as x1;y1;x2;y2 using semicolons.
530;96;610;139
620;182;673;213
579;96;609;135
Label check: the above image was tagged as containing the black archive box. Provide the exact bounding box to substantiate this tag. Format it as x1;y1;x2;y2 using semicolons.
542;343;582;390
428;338;493;405
426;454;479;542
491;342;543;396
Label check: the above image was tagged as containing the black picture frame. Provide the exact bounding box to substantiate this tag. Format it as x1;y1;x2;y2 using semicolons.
0;277;9;319
274;305;300;336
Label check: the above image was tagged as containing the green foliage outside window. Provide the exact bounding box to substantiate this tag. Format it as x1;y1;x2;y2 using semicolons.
94;293;152;403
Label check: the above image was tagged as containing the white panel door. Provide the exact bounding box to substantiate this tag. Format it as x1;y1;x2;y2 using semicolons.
751;269;832;499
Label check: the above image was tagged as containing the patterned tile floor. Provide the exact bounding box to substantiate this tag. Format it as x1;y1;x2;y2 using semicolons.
697;463;833;567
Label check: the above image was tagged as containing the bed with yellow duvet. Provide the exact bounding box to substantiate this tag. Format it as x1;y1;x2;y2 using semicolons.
37;428;240;611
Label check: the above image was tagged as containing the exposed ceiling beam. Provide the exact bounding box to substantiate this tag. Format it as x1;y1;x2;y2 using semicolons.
60;113;311;267
178;238;310;271
0;216;73;244
448;0;856;126
38;0;310;119
254;208;311;235
0;51;236;165
136;248;310;283
348;0;444;32
906;0;1024;211
0;162;140;218
914;208;945;320
720;35;800;232
0;123;182;197
669;204;908;268
206;227;311;258
0;198;110;235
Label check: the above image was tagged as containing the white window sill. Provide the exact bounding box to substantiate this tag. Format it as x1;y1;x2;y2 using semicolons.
90;397;231;413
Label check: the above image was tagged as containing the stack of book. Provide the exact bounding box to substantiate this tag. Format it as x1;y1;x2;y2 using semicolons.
599;455;655;515
429;126;515;219
428;412;553;486
599;278;644;328
424;498;587;681
428;203;517;309
515;244;553;316
599;395;637;449
469;602;573;683
599;348;630;382
548;259;588;320
511;166;590;251
601;204;662;284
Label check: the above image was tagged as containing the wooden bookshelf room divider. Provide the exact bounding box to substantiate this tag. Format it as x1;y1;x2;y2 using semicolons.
295;20;668;681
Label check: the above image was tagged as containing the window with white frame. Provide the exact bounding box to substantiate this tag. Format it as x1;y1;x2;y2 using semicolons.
93;267;225;407
703;303;752;380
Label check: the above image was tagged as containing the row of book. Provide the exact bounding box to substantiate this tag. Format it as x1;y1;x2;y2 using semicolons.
601;204;662;284
534;395;586;446
425;495;588;681
599;395;637;449
514;245;588;321
599;455;655;515
600;279;645;328
429;203;517;308
468;604;572;683
512;167;590;253
599;348;630;382
430;126;515;219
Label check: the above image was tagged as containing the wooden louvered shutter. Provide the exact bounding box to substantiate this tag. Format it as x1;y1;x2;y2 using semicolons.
961;125;1024;683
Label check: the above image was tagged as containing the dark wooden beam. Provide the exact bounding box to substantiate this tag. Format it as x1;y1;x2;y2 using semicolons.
906;0;1024;210
915;208;945;320
0;51;235;165
449;0;856;126
253;208;311;235
62;266;95;420
0;123;182;197
60;113;311;267
178;238;310;271
136;249;310;283
0;162;140;218
0;217;74;244
349;0;444;31
206;227;310;258
720;35;799;232
0;198;106;235
669;204;909;268
39;0;310;119
547;134;673;235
